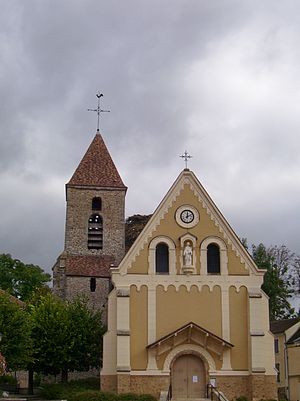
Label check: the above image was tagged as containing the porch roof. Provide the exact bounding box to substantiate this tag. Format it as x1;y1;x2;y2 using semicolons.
147;322;233;359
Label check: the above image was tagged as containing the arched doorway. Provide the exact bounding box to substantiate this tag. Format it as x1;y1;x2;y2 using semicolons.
171;354;206;399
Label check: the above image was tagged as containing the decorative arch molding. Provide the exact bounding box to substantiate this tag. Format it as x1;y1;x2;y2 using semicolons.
148;236;176;275
200;236;228;275
229;284;248;294
163;343;216;373
157;283;222;293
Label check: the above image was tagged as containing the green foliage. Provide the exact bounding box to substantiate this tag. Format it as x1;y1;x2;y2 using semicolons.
30;294;105;377
252;244;295;320
125;214;152;251
40;380;156;401
0;375;17;385
69;390;156;401
40;379;100;400
236;397;248;401
0;293;32;370
70;390;115;401
117;394;156;401
0;254;50;301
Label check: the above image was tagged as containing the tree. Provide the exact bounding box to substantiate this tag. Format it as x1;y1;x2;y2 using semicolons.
0;292;32;371
30;294;104;381
252;243;295;320
0;254;51;301
125;214;152;251
291;257;300;295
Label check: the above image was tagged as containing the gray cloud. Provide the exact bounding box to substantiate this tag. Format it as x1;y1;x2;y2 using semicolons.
0;0;300;273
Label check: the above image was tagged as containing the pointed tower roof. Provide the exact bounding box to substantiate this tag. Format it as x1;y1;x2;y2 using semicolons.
67;133;126;189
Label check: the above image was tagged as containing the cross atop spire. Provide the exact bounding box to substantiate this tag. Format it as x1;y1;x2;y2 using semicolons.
87;91;110;132
180;151;192;170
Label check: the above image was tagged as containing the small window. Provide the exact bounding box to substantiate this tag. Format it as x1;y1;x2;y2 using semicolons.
275;363;280;383
90;277;96;292
156;243;169;274
92;197;102;210
88;213;103;249
274;339;279;353
207;243;220;274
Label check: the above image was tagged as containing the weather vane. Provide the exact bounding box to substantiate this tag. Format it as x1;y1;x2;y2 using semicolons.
87;92;110;132
180;150;192;169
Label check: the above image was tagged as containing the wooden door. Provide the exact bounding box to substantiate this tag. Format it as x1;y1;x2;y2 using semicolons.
172;354;205;399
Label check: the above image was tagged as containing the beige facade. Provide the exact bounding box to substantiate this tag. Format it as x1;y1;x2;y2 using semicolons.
271;318;300;401
101;169;277;401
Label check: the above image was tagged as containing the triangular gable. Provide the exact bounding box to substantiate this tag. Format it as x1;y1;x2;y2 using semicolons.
116;169;263;275
147;322;233;360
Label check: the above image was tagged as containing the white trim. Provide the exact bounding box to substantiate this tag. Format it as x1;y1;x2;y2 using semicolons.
129;369;251;376
130;370;170;376
148;236;176;275
115;170;263;277
212;370;250;376
112;273;264;292
147;288;158;370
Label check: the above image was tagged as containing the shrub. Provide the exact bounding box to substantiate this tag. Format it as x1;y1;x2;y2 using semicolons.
0;375;17;385
69;390;115;401
40;383;66;400
117;395;156;401
236;397;249;401
40;378;100;400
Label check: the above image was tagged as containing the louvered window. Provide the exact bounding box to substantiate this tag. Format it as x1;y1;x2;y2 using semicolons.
88;213;103;249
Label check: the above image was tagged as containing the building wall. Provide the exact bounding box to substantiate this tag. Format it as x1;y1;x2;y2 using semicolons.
65;276;110;319
288;345;300;401
229;286;248;370
65;187;125;263
128;185;249;276
102;171;277;400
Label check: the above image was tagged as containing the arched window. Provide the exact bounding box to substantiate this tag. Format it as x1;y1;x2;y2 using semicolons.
88;213;103;249
92;197;102;211
155;243;169;274
90;277;96;292
207;243;220;274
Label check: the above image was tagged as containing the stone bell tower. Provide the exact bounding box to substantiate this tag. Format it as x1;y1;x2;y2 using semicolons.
53;132;127;319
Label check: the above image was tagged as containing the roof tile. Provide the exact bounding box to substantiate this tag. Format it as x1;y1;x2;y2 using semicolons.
68;133;126;188
270;317;300;334
65;255;114;277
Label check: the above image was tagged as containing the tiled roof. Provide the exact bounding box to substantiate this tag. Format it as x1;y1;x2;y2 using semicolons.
65;255;114;278
0;289;25;307
68;133;126;189
270;318;300;334
287;327;300;344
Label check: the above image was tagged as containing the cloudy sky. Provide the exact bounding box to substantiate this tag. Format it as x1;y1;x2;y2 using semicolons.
1;1;300;275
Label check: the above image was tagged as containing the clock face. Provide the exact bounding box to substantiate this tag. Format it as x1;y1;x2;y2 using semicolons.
180;209;194;223
175;205;199;228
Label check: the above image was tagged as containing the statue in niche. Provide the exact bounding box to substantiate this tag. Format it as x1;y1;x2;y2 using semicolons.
183;241;193;266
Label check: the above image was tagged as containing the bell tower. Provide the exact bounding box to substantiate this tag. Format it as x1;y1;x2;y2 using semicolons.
53;132;126;318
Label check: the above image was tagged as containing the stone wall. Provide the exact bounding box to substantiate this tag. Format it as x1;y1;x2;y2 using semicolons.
101;373;277;401
101;374;117;393
216;375;250;400
65;187;125;264
130;375;170;399
249;374;278;401
66;276;110;323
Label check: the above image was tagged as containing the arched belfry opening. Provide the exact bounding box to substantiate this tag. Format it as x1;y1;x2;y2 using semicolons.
88;213;103;249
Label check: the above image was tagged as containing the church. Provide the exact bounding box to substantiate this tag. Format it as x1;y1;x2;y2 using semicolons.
53;131;277;401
